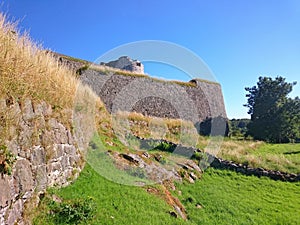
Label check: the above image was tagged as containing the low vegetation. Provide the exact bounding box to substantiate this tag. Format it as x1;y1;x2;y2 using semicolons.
219;140;300;174
0;144;16;175
175;168;300;224
0;14;78;113
114;111;300;173
33;164;300;225
32;164;184;225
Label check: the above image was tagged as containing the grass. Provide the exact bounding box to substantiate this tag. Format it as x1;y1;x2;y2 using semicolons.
0;13;78;113
113;112;300;174
114;111;198;145
32;164;186;225
33;165;300;225
175;168;300;224
218;139;300;174
2;11;300;225
0;12;101;149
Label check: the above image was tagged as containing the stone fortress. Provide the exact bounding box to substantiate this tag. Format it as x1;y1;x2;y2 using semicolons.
54;53;228;135
100;56;144;74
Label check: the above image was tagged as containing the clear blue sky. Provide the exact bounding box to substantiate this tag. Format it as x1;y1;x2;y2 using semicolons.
2;0;300;119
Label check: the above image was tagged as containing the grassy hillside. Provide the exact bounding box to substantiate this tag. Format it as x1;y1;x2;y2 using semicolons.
218;139;300;174
113;112;300;174
32;164;186;225
33;164;300;225
175;168;300;224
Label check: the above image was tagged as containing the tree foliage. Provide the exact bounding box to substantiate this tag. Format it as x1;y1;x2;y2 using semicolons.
229;119;250;139
244;76;299;143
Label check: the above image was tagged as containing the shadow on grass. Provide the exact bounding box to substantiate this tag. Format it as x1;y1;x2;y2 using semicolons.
283;151;300;155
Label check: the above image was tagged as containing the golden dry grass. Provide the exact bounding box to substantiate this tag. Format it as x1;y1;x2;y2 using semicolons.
0;13;103;146
113;111;199;146
0;13;78;111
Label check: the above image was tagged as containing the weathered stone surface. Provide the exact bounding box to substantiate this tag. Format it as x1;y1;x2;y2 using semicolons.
189;172;197;181
101;56;144;74
210;154;300;182
6;198;23;225
0;100;84;224
22;99;35;121
31;146;46;166
35;165;47;192
80;71;227;125
0;177;11;208
14;159;34;193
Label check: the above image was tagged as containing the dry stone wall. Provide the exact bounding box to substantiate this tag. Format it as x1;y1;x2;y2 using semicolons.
0;99;83;225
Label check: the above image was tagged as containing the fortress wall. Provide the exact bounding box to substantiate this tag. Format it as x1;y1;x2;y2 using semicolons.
50;52;227;125
80;70;227;124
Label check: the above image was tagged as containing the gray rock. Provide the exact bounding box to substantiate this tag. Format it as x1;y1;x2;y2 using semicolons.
22;99;35;121
6;198;23;225
189;172;197;180
14;159;34;193
35;165;47;192
0;100;83;224
0;177;11;208
31;146;46;166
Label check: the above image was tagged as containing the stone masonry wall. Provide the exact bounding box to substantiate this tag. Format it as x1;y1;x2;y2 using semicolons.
80;70;227;124
50;52;227;126
0;99;83;225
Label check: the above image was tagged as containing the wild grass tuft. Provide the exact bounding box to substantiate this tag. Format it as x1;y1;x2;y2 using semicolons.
0;13;78;117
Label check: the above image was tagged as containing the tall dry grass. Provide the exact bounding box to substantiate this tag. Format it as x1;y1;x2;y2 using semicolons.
114;111;199;146
0;13;106;149
0;13;78;111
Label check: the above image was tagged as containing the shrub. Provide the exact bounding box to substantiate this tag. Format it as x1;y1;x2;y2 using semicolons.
0;145;16;175
49;197;96;224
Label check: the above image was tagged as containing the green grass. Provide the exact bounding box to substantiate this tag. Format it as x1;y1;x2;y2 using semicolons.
175;168;300;225
253;143;300;173
33;165;300;225
219;140;300;174
33;164;186;225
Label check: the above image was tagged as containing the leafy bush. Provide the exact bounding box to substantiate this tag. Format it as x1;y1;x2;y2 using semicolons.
49;197;96;224
0;145;16;175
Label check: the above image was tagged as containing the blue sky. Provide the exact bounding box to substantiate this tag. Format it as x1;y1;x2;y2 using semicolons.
2;0;300;119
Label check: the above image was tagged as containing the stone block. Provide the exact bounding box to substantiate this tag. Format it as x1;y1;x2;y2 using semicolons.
6;198;23;225
14;159;34;193
22;99;35;121
31;146;46;166
0;177;11;208
35;165;47;192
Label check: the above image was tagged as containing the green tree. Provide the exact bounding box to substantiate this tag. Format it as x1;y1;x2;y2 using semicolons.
281;97;300;141
244;76;298;143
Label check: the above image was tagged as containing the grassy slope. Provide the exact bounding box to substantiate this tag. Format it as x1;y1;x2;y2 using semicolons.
34;165;300;225
33;164;187;225
175;168;300;224
115;112;300;174
219;140;300;174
